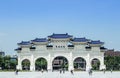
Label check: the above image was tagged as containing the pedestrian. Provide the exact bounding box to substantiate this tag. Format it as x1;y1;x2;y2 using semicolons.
88;68;92;75
70;70;74;75
60;69;62;74
111;69;112;73
103;69;106;74
15;69;18;75
63;68;65;73
41;69;44;73
46;69;48;72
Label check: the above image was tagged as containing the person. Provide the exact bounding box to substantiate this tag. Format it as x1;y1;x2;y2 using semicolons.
110;69;112;73
88;68;92;75
70;70;74;75
90;69;92;75
15;69;18;75
63;68;65;73
41;69;44;73
60;69;62;74
103;69;106;74
46;69;48;72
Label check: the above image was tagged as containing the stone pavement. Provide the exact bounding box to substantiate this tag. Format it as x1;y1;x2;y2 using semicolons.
0;71;120;78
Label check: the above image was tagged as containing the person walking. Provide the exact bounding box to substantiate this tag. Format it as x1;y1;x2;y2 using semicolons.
60;69;62;74
88;68;92;75
110;69;112;73
70;70;74;75
15;69;18;75
103;69;106;74
41;69;44;73
63;68;65;73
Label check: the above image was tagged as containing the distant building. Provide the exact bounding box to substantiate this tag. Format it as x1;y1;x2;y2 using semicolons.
15;33;106;71
0;51;5;56
105;49;120;57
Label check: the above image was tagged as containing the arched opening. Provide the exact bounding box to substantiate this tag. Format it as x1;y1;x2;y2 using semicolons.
35;58;47;71
21;59;30;70
91;58;100;70
52;56;68;71
74;57;86;71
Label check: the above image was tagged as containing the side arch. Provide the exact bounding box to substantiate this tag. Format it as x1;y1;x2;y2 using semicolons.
91;58;100;70
21;59;30;70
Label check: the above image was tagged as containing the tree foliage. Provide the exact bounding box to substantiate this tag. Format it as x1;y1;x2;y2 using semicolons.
35;58;47;70
0;55;17;70
104;56;120;70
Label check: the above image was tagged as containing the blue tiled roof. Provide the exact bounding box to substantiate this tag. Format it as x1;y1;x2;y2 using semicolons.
15;48;22;51
32;38;47;42
73;38;89;42
18;41;31;45
86;46;91;49
48;33;73;39
89;40;104;44
68;45;74;47
100;47;107;49
46;45;53;47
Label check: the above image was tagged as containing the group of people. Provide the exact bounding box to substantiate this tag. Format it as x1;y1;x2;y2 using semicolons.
59;68;74;75
59;68;65;74
103;68;112;74
14;68;113;76
88;68;113;75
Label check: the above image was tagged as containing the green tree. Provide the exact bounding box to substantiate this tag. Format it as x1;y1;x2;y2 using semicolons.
104;56;120;70
4;55;11;70
0;55;4;69
35;58;47;70
10;59;17;70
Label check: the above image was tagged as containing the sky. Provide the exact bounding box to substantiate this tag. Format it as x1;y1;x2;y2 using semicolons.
0;0;120;55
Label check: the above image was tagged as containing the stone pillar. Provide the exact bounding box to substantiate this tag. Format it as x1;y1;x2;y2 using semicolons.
17;56;22;70
86;53;91;71
68;52;73;71
100;56;106;70
47;53;52;71
30;54;35;71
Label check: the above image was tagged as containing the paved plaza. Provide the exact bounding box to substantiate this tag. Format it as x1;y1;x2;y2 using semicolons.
0;71;120;78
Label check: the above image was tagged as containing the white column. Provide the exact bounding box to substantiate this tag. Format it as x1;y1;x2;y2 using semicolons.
86;53;91;71
30;54;35;71
68;52;73;71
17;56;22;70
100;55;106;70
47;53;52;71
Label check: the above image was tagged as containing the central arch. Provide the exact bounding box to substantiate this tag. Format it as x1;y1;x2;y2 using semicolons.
35;57;47;71
74;57;86;71
52;56;68;71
